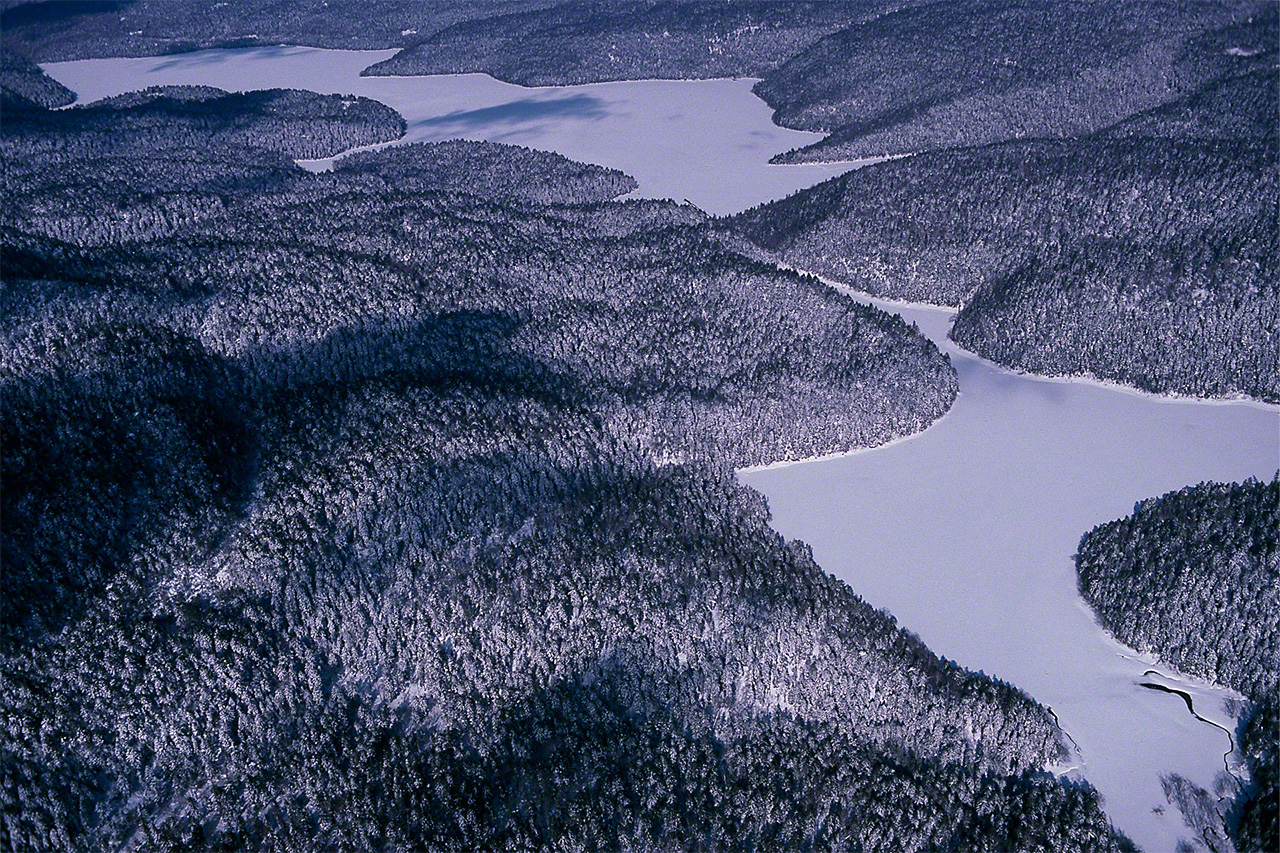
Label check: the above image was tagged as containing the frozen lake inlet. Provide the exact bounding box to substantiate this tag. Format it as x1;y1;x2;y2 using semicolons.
43;45;860;216
742;292;1279;852
44;46;1280;852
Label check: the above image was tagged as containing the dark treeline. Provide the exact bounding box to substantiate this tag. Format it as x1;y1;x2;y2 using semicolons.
758;0;1276;163
1;82;1133;850
1076;477;1280;853
0;0;562;60
731;68;1280;402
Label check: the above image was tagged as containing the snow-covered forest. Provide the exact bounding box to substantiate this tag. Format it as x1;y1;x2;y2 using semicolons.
1077;477;1279;853
2;2;1277;850
0;66;1137;851
732;66;1279;401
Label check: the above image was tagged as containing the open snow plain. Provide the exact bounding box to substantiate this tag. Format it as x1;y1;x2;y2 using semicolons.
44;47;1280;852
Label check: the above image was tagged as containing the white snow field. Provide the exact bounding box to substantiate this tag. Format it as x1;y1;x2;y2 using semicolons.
42;46;860;216
44;46;1280;852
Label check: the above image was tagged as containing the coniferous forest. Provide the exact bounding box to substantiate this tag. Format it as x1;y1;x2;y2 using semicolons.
732;65;1279;402
0;61;1137;852
1077;478;1280;853
1;2;1277;851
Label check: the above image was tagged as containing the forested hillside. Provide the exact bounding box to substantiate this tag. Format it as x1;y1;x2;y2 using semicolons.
0;49;71;108
361;1;896;83
0;0;561;60
732;68;1280;402
331;139;638;204
1;84;405;246
0;78;1134;851
1076;477;1280;853
1101;67;1279;144
757;0;1276;162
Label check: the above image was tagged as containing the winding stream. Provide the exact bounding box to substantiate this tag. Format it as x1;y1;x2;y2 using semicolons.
44;47;1280;852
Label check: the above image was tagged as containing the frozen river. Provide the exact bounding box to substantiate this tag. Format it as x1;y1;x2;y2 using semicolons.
44;47;1280;852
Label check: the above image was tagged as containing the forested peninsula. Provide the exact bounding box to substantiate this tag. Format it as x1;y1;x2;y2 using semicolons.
1077;477;1280;853
732;66;1279;402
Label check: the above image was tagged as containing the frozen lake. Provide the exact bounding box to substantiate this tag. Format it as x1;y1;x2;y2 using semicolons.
742;290;1279;852
43;46;860;216
43;47;1280;852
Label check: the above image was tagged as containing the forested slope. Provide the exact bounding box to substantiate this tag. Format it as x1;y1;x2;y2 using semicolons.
361;1;896;84
1;84;405;246
1076;477;1280;853
331;139;637;204
0;50;72;108
0;80;1133;851
0;0;561;60
756;0;1276;162
732;68;1280;401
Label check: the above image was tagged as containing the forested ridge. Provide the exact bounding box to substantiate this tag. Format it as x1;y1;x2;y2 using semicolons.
331;139;638;205
1076;477;1280;853
360;1;900;84
756;0;1275;162
731;66;1280;402
0;78;1137;850
4;0;1272;164
0;0;563;60
0;50;71;109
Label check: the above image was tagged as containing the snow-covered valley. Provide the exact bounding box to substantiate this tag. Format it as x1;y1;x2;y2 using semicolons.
41;47;1280;852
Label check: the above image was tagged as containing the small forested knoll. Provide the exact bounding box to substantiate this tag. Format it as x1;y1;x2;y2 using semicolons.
0;50;72;109
361;1;900;84
331;139;638;204
9;84;407;160
756;0;1276;162
0;81;1134;852
1076;477;1280;853
732;78;1280;401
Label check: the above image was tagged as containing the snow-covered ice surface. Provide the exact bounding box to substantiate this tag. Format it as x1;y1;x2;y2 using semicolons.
742;289;1279;853
42;46;861;216
43;47;1280;852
